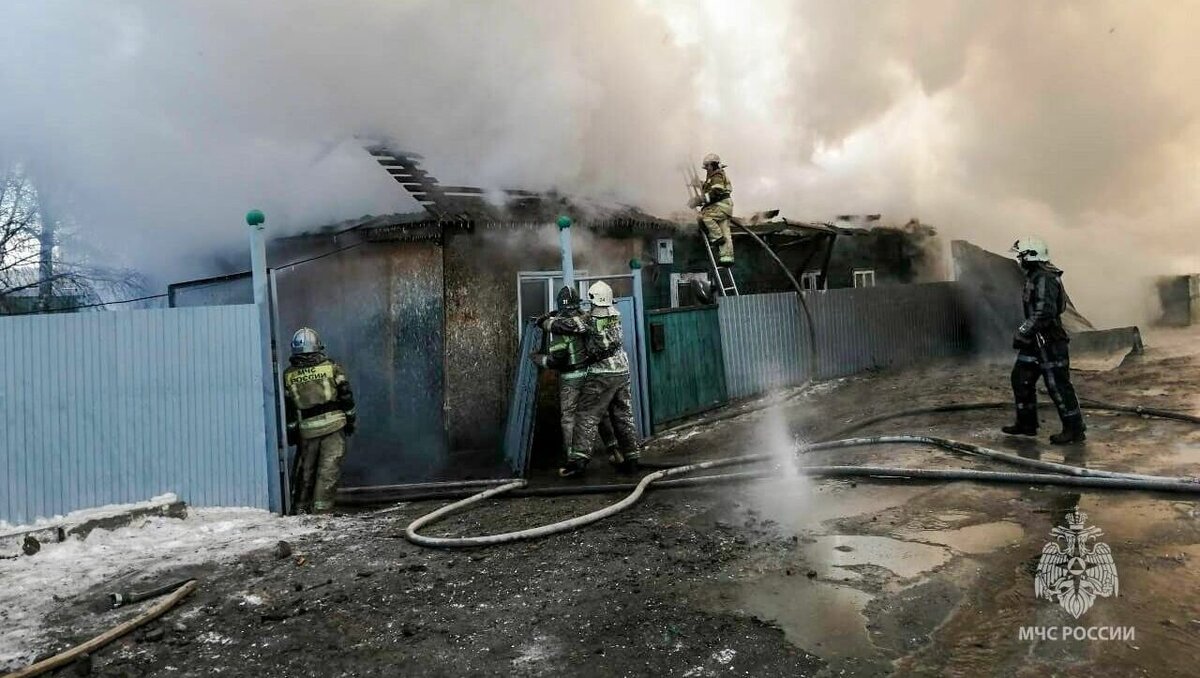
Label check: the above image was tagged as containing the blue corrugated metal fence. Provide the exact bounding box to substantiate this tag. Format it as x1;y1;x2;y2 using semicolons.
0;306;271;525
719;292;811;399
804;282;972;380
712;282;973;402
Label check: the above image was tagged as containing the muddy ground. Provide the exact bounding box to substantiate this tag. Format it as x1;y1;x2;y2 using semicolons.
26;327;1200;677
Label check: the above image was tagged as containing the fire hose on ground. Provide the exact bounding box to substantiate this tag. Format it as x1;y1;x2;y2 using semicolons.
3;580;198;678
402;400;1200;549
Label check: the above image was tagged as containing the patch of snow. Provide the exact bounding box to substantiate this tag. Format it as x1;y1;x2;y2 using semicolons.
0;507;321;671
198;631;234;646
0;493;180;537
511;634;560;670
240;593;264;607
712;648;736;665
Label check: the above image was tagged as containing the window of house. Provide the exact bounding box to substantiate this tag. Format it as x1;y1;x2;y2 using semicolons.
669;272;712;307
801;271;825;291
515;270;588;336
853;269;876;288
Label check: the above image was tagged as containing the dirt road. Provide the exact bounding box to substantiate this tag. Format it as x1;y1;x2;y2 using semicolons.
22;328;1200;677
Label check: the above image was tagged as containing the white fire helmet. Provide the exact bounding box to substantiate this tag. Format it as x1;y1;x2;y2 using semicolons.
1010;236;1050;263
702;153;723;168
587;281;615;317
291;327;323;355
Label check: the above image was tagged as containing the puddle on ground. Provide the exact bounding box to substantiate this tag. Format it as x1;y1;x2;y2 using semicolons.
933;510;975;524
898;521;1025;555
711;574;878;662
801;535;951;580
1073;496;1199;540
1165;442;1200;467
736;480;930;534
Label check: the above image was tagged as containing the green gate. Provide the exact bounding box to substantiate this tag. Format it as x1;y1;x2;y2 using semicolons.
646;306;728;429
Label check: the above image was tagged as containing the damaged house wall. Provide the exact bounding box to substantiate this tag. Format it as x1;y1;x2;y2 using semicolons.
167;209;663;486
639;221;943;308
270;233;448;487
442;223;646;454
166;214;950;484
820;223;944;288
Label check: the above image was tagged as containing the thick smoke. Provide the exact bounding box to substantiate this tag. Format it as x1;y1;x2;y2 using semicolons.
2;1;1197;324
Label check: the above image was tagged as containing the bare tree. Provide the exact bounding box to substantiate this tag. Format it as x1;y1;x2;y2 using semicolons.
0;165;144;313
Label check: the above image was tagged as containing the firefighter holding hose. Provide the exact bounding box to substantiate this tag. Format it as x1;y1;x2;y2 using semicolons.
1003;237;1087;444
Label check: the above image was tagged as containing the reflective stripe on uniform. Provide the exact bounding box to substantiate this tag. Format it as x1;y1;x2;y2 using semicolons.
299;410;346;437
1016;355;1039;364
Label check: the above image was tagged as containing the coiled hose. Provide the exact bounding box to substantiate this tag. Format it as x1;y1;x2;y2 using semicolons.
404;399;1200;548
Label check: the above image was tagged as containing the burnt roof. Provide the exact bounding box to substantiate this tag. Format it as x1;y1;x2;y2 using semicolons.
361;145;675;239
289;146;938;244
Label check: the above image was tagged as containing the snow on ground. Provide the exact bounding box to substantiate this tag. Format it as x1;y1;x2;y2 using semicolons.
0;506;321;670
0;493;181;536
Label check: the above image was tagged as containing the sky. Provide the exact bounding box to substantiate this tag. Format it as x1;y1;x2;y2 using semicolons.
1;0;1197;324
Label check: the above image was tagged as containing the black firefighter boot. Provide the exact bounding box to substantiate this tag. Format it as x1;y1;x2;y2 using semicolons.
1002;405;1039;436
1049;415;1087;445
558;457;589;478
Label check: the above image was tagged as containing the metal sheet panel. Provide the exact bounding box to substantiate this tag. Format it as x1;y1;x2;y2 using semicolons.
169;273;253;307
501;320;542;476
716;284;973;401
273;242;447;486
804;282;971;380
615;297;649;438
0;306;269;525
718;293;809;400
645;306;728;427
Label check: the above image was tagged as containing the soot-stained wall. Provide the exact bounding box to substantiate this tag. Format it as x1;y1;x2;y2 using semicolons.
274;239;447;486
442;225;643;455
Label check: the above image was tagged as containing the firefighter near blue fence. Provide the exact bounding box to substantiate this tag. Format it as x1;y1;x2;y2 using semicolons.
283;327;357;513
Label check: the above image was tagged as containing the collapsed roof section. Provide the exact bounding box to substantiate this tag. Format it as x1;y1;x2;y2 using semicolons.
361;144;677;241
287;144;938;254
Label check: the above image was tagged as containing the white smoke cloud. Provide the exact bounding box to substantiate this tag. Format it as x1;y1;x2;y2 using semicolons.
2;1;1197;324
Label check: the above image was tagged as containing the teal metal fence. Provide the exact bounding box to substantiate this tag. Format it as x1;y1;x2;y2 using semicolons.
645;306;728;428
648;284;974;427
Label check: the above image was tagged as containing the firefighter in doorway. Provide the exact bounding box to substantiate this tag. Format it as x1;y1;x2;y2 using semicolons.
559;281;641;477
283;327;356;513
538;286;620;463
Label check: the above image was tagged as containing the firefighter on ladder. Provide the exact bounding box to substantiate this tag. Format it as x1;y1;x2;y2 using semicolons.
690;153;735;267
